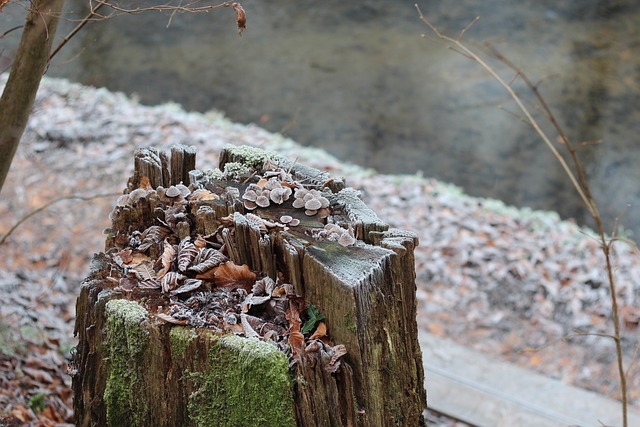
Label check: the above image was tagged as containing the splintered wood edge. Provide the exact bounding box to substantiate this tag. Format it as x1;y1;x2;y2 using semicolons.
333;188;389;244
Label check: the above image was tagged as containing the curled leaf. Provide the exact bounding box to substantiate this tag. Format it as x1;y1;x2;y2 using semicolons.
171;278;203;296
232;2;246;35
240;313;260;338
309;321;327;341
138;225;171;252
157;240;177;279
189;248;228;274
178;237;198;272
289;331;305;360
325;344;347;374
157;313;188;325
162;271;185;293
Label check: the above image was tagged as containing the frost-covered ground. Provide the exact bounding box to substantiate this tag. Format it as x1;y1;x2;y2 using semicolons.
1;76;638;424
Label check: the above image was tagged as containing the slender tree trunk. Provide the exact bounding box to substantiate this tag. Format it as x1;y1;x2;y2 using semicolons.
0;0;65;192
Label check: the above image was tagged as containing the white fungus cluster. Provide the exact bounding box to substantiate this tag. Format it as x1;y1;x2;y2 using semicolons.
292;188;331;217
242;178;293;210
315;223;357;247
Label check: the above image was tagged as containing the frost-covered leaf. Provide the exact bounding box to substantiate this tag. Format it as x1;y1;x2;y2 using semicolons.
171;279;203;296
189;248;228;274
157;313;188;325
177;237;198;273
325;344;347;373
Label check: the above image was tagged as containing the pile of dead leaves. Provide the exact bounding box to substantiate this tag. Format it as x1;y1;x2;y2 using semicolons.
99;166;348;371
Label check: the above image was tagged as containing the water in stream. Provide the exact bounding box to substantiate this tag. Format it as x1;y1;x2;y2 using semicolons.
1;0;639;236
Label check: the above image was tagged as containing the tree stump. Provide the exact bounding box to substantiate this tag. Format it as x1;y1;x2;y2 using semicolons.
72;144;426;426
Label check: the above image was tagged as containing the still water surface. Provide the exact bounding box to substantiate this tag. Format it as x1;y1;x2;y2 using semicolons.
1;0;639;235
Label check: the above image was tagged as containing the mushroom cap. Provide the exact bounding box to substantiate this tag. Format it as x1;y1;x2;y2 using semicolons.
292;198;306;209
116;194;130;207
263;178;281;191
244;200;257;210
294;188;308;199
316;207;330;218
242;189;258;201
255;195;271;208
304;209;318;216
176;184;191;197
289;218;301;226
317;196;330;208
338;233;356;247
304;198;322;211
270;187;287;204
303;192;315;202
279;215;293;224
165;186;182;198
128;188;148;204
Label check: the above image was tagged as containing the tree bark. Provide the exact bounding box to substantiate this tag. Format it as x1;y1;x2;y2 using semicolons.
0;0;65;192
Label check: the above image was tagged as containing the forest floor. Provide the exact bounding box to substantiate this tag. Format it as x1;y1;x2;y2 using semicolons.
1;77;639;426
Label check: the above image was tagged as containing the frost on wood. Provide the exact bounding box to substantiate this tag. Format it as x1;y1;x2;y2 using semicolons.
73;145;426;426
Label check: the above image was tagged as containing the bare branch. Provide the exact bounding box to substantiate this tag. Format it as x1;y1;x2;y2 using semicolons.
0;193;119;246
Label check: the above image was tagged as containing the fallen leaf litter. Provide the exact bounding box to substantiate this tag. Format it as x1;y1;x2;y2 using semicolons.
1;77;639;425
102;157;352;371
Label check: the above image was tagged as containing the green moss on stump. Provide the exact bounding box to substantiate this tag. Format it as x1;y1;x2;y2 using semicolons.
103;299;150;427
170;326;198;359
188;335;296;427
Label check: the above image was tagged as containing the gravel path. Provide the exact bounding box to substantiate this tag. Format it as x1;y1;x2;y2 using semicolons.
1;76;639;424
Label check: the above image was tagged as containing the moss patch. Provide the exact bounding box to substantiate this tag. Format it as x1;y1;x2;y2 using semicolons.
225;145;276;170
103;299;150;427
169;326;198;359
222;162;250;180
188;335;295;427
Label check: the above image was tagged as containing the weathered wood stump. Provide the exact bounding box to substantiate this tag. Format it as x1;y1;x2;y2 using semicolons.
72;144;426;426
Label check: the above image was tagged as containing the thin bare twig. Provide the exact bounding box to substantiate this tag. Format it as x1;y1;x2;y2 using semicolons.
416;4;630;425
0;193;119;246
416;4;594;218
49;2;105;60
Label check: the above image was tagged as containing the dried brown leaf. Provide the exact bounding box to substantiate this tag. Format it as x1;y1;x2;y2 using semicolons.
289;331;305;359
309;321;327;341
162;271;184;293
115;249;133;264
241;294;272;313
171;278;203;296
138;225;171;252
157;240;176;279
189;248;228;274
214;261;256;291
156;313;188;325
139;176;153;190
194;234;207;250
177;237;198;272
232;2;247;35
240;313;260;338
325;344;347;373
